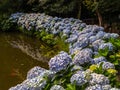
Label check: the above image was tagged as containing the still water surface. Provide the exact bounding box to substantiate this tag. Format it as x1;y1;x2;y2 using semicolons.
0;32;49;90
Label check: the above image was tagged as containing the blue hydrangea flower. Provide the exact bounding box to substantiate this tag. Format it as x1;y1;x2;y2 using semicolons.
10;12;24;22
85;84;102;90
49;51;72;72
50;85;65;90
65;34;78;43
99;61;115;70
73;48;93;65
80;23;86;28
89;73;109;85
103;33;111;39
92;56;107;64
89;36;98;43
96;31;105;39
99;43;113;51
24;76;46;90
104;33;119;39
110;33;119;38
102;85;111;90
27;66;46;79
91;25;104;33
63;29;70;35
73;37;89;49
71;65;83;71
70;72;88;86
9;84;32;90
92;39;105;51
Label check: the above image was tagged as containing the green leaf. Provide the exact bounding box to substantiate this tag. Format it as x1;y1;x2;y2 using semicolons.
66;84;76;90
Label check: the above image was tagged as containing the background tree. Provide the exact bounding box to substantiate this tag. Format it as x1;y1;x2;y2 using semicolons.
27;0;82;18
83;0;120;26
83;0;104;26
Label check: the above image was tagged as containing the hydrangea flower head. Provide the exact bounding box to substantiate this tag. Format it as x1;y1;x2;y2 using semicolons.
73;48;93;65
92;56;107;64
89;73;109;85
70;71;88;86
99;43;113;51
49;51;72;72
85;84;102;90
100;61;115;70
27;66;46;79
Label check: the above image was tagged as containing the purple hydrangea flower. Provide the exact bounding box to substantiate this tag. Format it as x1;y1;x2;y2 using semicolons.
49;51;72;72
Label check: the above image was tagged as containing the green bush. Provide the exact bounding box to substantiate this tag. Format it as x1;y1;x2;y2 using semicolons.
0;14;16;31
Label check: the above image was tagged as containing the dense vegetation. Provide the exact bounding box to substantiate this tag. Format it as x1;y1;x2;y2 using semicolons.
0;0;120;26
0;0;120;90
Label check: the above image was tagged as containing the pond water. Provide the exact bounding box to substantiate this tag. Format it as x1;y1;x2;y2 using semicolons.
0;32;50;90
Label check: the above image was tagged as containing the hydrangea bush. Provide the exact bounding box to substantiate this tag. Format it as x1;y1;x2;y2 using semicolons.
9;13;120;90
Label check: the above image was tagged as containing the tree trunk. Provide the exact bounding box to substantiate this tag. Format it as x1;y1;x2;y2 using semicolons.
77;0;82;19
96;9;103;26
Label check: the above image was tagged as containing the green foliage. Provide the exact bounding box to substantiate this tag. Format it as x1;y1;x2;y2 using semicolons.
0;0;22;14
0;14;16;31
43;65;74;90
83;0;120;14
83;0;99;12
103;38;120;69
66;84;76;90
108;38;120;51
89;63;120;87
27;0;81;18
98;47;109;57
35;30;56;45
92;38;120;88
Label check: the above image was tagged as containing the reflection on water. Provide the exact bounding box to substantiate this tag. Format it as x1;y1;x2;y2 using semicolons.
0;32;49;90
7;34;49;62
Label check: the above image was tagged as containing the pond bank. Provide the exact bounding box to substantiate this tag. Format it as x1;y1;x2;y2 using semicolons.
0;32;50;90
9;13;120;90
